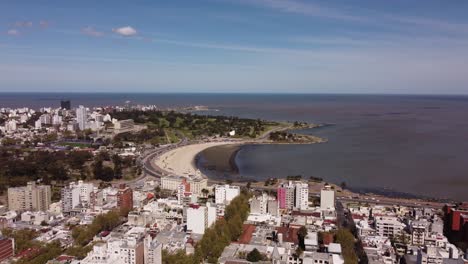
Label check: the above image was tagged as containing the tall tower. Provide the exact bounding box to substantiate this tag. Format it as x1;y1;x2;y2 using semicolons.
76;105;87;130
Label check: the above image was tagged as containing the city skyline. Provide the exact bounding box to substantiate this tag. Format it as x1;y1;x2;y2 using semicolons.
1;0;468;94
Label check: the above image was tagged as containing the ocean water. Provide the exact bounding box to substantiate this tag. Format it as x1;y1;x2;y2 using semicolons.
1;93;468;201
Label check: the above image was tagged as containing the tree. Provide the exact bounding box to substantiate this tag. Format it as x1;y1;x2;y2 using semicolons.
335;228;358;264
341;181;347;189
201;188;209;197
297;226;308;250
112;154;123;179
246;248;263;262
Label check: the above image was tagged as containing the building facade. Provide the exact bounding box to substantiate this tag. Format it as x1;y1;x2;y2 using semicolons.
117;184;134;211
215;184;240;205
8;181;51;211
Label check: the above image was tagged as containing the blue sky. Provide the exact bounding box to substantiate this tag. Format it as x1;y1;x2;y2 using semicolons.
1;0;468;94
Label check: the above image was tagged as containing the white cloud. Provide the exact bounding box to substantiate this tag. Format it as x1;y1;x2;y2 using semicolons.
39;20;49;28
81;26;104;37
112;26;137;36
14;21;33;27
248;0;365;22
7;29;20;36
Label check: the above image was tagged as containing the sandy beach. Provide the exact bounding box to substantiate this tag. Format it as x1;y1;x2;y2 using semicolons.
154;141;241;177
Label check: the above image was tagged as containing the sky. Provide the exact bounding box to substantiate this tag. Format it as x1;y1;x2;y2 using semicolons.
1;0;468;94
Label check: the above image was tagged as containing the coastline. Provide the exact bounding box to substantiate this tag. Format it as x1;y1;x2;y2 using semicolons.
196;144;242;179
153;141;243;178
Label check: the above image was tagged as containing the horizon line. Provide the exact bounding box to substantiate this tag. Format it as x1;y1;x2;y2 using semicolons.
0;91;467;96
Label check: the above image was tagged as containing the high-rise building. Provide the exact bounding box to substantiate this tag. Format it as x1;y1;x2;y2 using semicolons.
177;179;191;205
295;182;309;210
61;181;95;214
320;185;335;211
52;114;62;125
117;184;134;211
250;193;269;214
144;235;162;264
39;114;52;125
61;100;71;110
214;184;240;205
61;184;80;214
277;181;296;210
186;203;216;235
8;182;51;211
76;105;87;130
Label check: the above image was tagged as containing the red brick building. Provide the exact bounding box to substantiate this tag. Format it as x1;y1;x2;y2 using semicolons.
445;203;468;245
0;237;14;262
117;184;133;211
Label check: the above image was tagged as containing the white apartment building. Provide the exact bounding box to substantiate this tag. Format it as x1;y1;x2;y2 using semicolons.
215;184;240;205
7;181;51;211
295;182;309;210
160;176;182;191
39;114;52;125
188;178;208;195
144;235;162;264
61;184;80;214
76;105;87;130
79;227;146;264
161;176;207;195
52;114;62;125
250;193;269;215
186;203;216;235
320;185;335;211
34;119;42;129
375;216;406;238
412;220;429;246
73;180;95;203
277;181;298;210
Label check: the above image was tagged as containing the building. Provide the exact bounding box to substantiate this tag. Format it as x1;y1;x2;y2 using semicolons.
161;176;207;195
0;237;14;262
8;181;51;211
186;203;216;235
80;228;145;264
177;179;191;205
320;185;335;211
277;181;309;210
76;105;87;130
412;220;429;246
117;184;134;211
52;114;63;125
61;181;95;214
267;200;279;216
277;181;296;210
188;178;207;195
250;193;270;215
61;100;71;110
144;235;162;264
375;216;406;238
295;182;309;210
61;184;80;214
160;176;182;191
114;119;135;131
215;184;240;205
39;114;52;125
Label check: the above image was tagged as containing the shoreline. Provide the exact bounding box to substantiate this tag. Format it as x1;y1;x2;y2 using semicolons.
153;141;243;178
153;139;454;204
